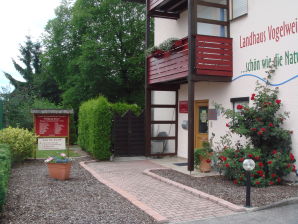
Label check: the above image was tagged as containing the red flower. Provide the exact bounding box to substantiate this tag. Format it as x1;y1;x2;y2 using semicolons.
258;162;264;167
236;104;243;110
220;156;227;161
269;181;274;185
206;159;211;163
256;170;264;176
292;165;296;172
268;123;274;127
254;156;260;160
257;131;263;135
233;180;238;184
267;161;272;165
226;123;230;127
250;128;257;131
277;177;281;183
290;153;295;161
287;164;292;168
251;93;256;100
275;99;281;104
255;181;260;185
239;157;244;162
271;173;277;178
272;149;278;154
248;154;253;158
225;163;230;168
260;128;266;132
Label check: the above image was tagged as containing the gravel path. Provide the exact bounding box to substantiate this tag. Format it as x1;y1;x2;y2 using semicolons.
151;169;298;207
0;157;156;224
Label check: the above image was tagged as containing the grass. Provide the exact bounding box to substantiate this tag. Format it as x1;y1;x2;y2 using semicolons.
34;149;81;158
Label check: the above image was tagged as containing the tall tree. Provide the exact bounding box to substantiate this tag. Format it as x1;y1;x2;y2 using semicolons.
4;36;42;95
42;0;146;111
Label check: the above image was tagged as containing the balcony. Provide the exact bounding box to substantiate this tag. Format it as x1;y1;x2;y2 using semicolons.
149;0;187;19
147;35;233;85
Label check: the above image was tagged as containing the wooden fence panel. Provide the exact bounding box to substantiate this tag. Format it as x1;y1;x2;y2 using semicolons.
112;111;145;156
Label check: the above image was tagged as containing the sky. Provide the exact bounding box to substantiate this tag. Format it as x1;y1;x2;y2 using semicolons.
0;0;61;88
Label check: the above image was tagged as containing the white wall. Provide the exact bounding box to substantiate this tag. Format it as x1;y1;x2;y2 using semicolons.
154;11;188;45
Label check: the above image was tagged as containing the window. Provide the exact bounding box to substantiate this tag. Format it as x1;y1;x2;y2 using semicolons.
232;0;248;19
230;97;249;112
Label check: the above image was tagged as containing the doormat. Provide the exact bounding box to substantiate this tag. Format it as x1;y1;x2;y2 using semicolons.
173;162;188;166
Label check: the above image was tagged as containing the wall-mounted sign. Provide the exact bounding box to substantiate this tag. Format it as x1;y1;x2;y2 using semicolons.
35;115;69;137
208;109;218;120
179;101;188;113
38;138;66;150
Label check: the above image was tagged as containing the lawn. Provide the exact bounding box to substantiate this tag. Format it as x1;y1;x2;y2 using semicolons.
34;149;81;158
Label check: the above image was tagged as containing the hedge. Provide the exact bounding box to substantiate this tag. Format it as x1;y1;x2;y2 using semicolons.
0;144;11;210
78;96;141;160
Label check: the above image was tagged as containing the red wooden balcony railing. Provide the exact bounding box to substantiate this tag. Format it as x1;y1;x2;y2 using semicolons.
147;35;233;85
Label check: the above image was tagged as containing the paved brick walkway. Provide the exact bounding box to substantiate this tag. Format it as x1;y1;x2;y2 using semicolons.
86;160;236;223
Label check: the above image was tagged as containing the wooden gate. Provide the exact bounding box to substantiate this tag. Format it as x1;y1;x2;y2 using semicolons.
112;110;145;156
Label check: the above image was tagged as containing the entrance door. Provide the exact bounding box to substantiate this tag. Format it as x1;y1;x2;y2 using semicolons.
194;100;209;149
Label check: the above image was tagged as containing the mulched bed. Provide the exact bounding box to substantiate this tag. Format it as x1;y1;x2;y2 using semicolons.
0;157;156;224
151;169;298;207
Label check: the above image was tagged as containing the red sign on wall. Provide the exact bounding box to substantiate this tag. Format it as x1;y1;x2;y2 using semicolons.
34;115;69;137
179;101;188;113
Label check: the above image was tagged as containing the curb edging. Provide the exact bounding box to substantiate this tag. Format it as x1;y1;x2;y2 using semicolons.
79;161;168;224
143;168;246;212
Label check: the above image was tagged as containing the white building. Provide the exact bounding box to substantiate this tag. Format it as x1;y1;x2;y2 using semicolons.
135;0;298;174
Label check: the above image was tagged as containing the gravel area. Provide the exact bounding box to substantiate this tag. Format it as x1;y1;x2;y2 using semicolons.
0;157;156;224
151;169;298;207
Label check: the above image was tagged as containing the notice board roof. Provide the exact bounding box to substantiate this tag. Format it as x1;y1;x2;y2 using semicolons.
31;109;74;114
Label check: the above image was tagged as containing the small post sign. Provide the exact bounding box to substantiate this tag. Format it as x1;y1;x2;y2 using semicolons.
31;109;73;156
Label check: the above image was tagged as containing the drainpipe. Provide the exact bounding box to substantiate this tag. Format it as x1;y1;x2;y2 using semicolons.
187;0;197;172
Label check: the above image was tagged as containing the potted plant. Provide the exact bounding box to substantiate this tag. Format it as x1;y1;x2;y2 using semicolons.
45;153;72;180
194;141;213;172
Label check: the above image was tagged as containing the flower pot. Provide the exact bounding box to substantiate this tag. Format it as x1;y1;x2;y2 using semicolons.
47;163;71;180
198;153;213;172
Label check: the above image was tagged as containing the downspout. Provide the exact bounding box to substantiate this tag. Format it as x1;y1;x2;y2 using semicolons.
187;0;197;171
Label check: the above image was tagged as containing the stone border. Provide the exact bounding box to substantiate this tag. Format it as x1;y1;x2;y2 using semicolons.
143;168;246;212
80;161;168;224
248;197;298;212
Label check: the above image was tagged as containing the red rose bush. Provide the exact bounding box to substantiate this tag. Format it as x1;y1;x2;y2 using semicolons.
217;79;296;187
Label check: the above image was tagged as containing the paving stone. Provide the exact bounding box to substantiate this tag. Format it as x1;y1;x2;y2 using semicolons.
87;160;236;223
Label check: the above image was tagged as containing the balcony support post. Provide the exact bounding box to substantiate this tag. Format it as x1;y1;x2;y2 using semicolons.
187;0;197;172
145;0;151;156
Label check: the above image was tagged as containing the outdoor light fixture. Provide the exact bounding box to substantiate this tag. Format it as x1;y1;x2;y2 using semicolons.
243;159;255;207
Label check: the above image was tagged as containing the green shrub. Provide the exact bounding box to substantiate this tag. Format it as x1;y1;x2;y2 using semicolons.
0;144;11;210
0;127;36;162
78;97;141;160
111;102;142;116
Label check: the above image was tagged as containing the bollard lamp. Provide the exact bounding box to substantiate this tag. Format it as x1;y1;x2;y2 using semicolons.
243;159;255;207
243;159;255;171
